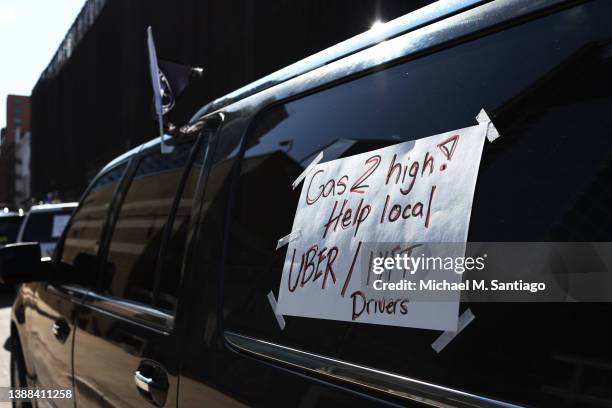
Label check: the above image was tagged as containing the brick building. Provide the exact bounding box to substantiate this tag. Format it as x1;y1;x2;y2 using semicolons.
0;95;31;208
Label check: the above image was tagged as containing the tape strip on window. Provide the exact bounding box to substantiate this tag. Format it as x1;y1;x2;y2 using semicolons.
276;229;301;250
292;151;324;190
267;291;286;331
476;109;500;142
431;308;475;353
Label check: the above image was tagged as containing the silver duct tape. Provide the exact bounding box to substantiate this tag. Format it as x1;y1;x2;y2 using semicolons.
476;109;500;142
276;229;302;250
267;291;286;331
431;308;475;353
292;151;324;190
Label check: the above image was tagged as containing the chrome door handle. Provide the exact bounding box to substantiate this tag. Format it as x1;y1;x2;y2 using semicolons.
134;361;169;407
52;319;70;343
134;370;153;392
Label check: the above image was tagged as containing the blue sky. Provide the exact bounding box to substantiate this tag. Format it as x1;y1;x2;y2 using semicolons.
0;0;87;130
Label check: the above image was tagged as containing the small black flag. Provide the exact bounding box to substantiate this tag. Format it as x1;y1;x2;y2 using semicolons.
146;28;203;116
147;26;203;153
158;59;196;114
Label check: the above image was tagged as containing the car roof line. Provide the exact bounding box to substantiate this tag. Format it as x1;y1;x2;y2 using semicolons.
188;0;486;123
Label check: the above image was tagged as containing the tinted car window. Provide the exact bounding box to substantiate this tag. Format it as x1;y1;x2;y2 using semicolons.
22;208;74;243
222;2;612;406
155;145;205;311
0;216;22;245
61;164;126;269
102;143;193;306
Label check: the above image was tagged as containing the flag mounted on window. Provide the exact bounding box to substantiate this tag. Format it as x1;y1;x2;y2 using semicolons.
146;26;203;153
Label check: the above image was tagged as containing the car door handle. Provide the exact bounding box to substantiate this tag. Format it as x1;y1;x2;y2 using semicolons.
52;319;70;343
134;370;154;391
134;361;169;407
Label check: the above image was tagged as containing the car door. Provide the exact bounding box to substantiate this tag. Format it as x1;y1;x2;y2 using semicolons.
72;137;205;407
26;163;127;408
178;1;612;406
23;282;80;408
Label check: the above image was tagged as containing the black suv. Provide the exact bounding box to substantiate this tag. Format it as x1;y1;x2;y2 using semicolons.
3;0;612;406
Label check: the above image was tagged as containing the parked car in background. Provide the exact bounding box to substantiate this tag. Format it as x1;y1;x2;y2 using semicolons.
0;211;23;247
3;0;612;406
17;203;78;257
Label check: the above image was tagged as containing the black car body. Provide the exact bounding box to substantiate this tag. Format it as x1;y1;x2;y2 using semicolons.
8;0;612;406
0;213;22;248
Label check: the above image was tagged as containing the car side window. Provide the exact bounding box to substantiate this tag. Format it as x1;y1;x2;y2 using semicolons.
154;145;205;311
222;3;612;406
60;163;127;286
101;142;199;308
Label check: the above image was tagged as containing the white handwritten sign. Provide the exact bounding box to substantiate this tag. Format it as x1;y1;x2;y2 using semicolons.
276;124;488;331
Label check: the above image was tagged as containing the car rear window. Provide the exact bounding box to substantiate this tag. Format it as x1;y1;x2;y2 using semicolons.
22;208;75;243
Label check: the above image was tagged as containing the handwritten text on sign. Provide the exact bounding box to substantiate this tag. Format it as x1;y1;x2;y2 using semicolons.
276;124;487;331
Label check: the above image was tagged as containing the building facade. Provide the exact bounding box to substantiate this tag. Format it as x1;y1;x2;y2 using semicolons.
14;128;31;207
0;95;31;208
30;0;432;201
